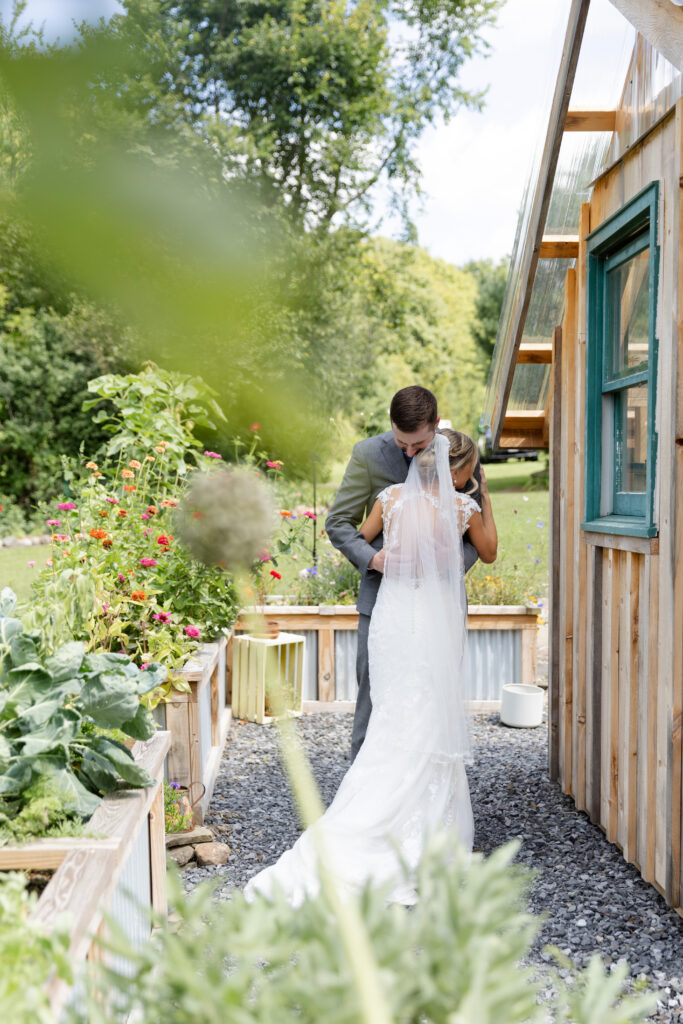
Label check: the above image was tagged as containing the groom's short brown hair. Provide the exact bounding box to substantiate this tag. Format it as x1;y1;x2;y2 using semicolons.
390;386;438;432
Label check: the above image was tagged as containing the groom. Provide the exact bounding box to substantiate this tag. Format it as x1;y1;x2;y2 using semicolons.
326;385;480;761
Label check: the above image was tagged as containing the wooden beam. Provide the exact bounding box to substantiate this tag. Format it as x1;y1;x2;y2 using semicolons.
565;109;617;132
540;236;580;259
517;342;553;363
607;0;683;71
499;431;546;450
503;410;546;431
491;0;590;447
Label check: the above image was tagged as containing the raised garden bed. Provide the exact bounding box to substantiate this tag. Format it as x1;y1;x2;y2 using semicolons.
232;605;539;707
0;729;170;1019
153;636;230;823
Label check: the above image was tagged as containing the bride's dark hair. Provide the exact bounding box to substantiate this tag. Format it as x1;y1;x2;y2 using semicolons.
438;428;477;495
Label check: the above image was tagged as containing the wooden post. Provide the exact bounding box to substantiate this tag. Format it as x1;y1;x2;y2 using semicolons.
318;627;335;702
148;782;167;917
549;324;563;781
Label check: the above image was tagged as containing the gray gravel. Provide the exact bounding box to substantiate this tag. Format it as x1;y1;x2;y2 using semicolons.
186;708;683;1022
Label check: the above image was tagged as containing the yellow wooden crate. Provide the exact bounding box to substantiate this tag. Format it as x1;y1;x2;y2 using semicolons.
232;632;305;724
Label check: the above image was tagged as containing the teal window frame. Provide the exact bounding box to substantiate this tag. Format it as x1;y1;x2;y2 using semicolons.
582;181;659;539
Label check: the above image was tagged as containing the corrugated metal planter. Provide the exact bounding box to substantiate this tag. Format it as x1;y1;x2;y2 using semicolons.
234;606;539;706
153;635;230;824
0;730;170;1019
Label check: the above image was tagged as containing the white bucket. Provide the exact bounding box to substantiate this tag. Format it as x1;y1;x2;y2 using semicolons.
500;683;544;728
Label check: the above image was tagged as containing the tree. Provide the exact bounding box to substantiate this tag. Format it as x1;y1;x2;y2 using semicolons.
99;0;501;231
462;257;508;360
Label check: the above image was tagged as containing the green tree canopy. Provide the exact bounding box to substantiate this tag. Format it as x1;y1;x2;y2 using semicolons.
94;0;501;230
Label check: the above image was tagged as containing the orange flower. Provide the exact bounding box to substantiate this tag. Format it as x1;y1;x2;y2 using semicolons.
99;510;109;517
129;460;142;470
131;590;147;602
89;528;108;540
279;510;292;518
85;461;98;470
102;538;113;549
146;506;158;516
145;455;155;462
93;472;103;478
160;498;178;508
124;484;137;492
121;469;134;479
154;445;165;453
118;509;127;517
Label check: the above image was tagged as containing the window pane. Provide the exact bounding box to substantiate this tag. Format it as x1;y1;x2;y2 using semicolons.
615;383;648;494
607;246;650;377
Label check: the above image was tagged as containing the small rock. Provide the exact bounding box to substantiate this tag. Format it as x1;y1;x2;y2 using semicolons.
165;826;214;848
168;845;195;867
195;842;231;867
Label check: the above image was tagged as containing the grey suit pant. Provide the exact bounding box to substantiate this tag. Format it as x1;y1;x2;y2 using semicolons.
351;612;371;762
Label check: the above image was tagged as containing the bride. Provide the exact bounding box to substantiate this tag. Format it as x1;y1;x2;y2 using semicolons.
245;430;498;906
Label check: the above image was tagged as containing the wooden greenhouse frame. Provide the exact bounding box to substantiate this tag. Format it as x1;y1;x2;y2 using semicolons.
485;0;683;910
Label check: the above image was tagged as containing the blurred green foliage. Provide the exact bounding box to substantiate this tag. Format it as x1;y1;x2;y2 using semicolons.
72;839;657;1024
0;0;499;501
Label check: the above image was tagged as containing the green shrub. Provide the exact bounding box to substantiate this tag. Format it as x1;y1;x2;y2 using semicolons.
74;839;656;1024
0;587;163;845
0;872;72;1024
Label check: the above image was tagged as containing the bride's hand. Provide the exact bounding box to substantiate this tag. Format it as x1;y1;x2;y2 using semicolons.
369;549;386;573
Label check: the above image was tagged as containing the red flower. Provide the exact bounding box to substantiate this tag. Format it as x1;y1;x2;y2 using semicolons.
157;535;172;547
123;484;137;492
118;509;127;517
102;538;113;549
250;422;260;431
270;570;282;580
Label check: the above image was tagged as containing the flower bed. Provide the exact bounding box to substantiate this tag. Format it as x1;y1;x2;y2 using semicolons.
232;605;539;706
0;729;170;1019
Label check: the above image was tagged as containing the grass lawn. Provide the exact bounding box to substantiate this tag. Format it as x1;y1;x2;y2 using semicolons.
0;544;49;605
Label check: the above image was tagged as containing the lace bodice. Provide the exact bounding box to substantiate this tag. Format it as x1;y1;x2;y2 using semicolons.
378;484;479;537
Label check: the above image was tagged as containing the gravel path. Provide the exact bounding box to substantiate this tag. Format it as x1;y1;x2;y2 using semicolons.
185;708;683;1022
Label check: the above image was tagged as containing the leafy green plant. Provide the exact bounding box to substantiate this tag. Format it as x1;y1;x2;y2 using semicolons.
0;871;72;1024
84;363;226;481
73;839;656;1024
0;587;165;845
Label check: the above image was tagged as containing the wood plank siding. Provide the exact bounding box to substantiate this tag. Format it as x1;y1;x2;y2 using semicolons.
549;102;683;910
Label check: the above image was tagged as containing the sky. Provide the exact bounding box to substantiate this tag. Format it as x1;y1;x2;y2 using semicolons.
2;0;634;267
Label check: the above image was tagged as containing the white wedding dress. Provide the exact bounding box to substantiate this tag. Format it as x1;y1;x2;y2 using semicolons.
245;437;478;906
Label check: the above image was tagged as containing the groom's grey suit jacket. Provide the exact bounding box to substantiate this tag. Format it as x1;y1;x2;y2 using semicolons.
326;430;479;616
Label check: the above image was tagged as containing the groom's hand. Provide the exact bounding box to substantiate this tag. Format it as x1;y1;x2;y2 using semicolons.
369;549;386;573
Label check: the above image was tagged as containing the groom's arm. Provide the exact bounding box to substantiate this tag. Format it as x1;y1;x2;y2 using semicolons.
325;443;378;576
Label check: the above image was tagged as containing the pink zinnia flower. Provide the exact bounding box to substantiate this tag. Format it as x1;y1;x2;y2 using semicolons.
266;460;283;470
303;511;317;520
46;519;61;526
250;422;260;431
46;559;53;566
203;450;222;459
118;573;126;582
184;625;201;639
140;662;150;670
57;502;77;511
27;560;36;567
105;496;119;504
153;611;171;624
140;557;158;567
141;513;151;520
